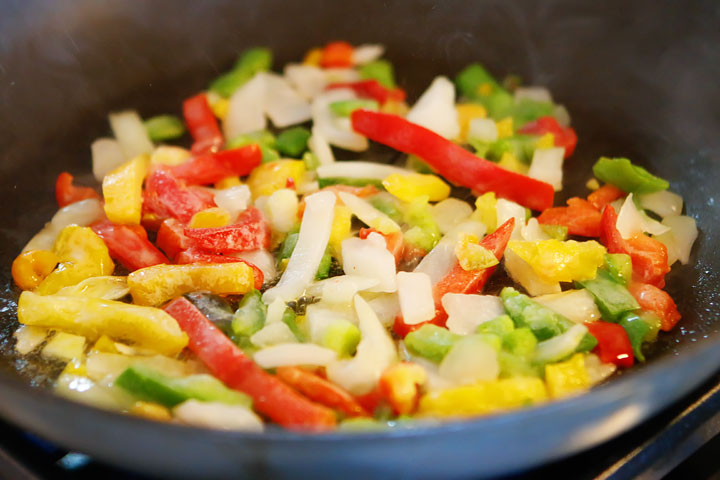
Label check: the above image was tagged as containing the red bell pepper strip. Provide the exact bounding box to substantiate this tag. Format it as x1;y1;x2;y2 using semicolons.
600;206;670;288
359;228;405;266
275;366;369;418
584;321;634;367
320;41;354;68
393;218;515;338
175;247;264;289
351;110;554;211
587;184;625;211
517;116;578;158
55;172;100;208
327;79;406;105
537;197;602;237
91;220;169;271
164;297;337;431
169;145;262;186
184;206;271;253
183;93;223;155
155;218;190;260
628;282;681;331
143;169;215;224
353;386;385;415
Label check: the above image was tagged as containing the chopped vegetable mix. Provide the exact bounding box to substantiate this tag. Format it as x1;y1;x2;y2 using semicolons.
9;41;694;432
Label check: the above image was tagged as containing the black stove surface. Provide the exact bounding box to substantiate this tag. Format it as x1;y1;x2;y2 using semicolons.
2;372;720;480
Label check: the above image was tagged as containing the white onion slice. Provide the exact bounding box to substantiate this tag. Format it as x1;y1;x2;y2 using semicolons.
312;89;368;151
439;336;499;385
91;138;126;181
654;215;698;265
528;147;565;192
616;193;670;239
414;242;456;285
443;294;505;335
514;87;552;103
352;44;385;65
467;118;498;143
496;198;526;239
284;64;327;100
174;400;263;432
337;191;400;233
342;234;397;293
535;324;589;364
521;218;551;241
317;161;407;180
108;111;154;159
253;344;337;369
533;289;601;324
396;272;435;325
638;190;683;218
266;188;298;233
224;73;267;139
263;72;312;128
308;127;335;166
406;76;459;140
431;198;473;234
306;275;380;304
213;185;251;222
228;249;276;284
250;323;298;347
263;191;336;303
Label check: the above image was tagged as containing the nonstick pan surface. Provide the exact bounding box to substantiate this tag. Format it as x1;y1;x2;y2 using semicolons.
0;1;718;478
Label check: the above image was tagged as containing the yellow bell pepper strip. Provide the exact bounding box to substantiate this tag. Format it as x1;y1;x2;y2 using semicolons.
11;250;59;290
328;205;352;259
164;296;337;431
382;173;450;203
418;377;547;417
378;362;427;415
128;262;257;306
455;233;499;271
246;160;306;198
129;401;172;422
507;239;606;284
102;154;149;225
350;110;554;211
56;276;129;301
544;353;590;398
472;192;497;233
17;291;188;356
495;117;514;139
150;145;191;166
35;226;115;295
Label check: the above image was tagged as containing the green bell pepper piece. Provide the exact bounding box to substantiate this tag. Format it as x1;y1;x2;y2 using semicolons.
143;115;185;142
510;99;555;127
231;289;266;338
116;364;252;408
317;177;386;190
210;47;273;97
404;324;459;363
402;196;441;252
369;196;403;224
592;157;669;194
500;287;573;341
315;251;332;280
359;59;396;88
302;151;320;171
540;224;569;241
575;270;640;322
476;315;515;337
618;312;651;362
275;127;311;158
502;327;537;360
498;351;541;378
321;319;361;357
602;253;633;286
282;308;306;342
329;99;379;117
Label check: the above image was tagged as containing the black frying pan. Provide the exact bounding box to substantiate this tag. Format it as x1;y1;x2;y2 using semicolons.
1;0;719;478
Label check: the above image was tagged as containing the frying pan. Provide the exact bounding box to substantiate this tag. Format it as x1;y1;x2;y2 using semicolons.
1;0;719;478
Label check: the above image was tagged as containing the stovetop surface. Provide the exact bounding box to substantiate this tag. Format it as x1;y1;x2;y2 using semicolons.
2;371;720;480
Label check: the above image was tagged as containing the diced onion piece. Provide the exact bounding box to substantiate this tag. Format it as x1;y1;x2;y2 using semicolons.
85;352;192;382
616;193;670;239
263;191;336;303
51;198;105;231
496;198;526;239
337;191;400;234
326;295;397;395
553;104;571;127
91;138;126;181
533;289;601;323
529;147;565;192
414;242;456;285
306;304;355;343
396;272;435;325
213;185;251;222
306;275;380;304
352;44;385;65
317;161;407;180
363;293;400;327
173;400;263;432
342;233;397;292
638;190;683;218
263;72;312;128
521;218;551;241
440;220;488;245
654;215;698;266
535;324;589;364
308;127;335;166
467;118;498;143
14;325;49;355
224;73;267;139
504;249;561;296
284;64;327;100
431;198;473;234
514;86;552;103
41;332;86;362
439;336;499;385
108;110;154;159
406;76;459;140
55;373;136;411
228;249;277;284
253;344;337;369
443;294;505;335
265;298;287;325
312;89;368;151
323;68;361;84
585;353;617;385
250;322;298;347
266;188;299;233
